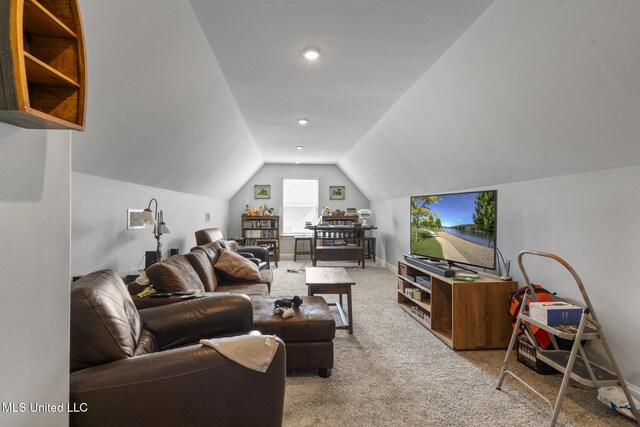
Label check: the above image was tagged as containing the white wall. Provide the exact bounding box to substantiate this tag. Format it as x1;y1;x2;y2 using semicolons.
374;164;640;395
337;0;640;397
73;0;263;199
0;125;71;426
228;164;370;248
71;172;229;277
339;0;640;201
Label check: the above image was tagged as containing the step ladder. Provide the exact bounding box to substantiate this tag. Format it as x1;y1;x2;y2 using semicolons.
496;250;639;426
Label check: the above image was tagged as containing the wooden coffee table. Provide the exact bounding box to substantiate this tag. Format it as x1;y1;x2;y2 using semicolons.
305;267;355;334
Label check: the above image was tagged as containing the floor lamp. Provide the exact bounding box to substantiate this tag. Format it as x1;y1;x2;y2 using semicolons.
140;198;172;262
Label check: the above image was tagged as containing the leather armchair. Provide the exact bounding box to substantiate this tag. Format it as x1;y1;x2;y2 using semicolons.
195;228;270;269
70;270;285;427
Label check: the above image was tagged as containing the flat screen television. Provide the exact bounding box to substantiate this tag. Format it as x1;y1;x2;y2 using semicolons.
410;190;497;270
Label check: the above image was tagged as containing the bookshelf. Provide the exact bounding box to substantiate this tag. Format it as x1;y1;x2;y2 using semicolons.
242;215;280;267
0;0;87;130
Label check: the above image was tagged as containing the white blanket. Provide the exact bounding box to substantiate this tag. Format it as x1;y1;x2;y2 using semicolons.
200;335;279;373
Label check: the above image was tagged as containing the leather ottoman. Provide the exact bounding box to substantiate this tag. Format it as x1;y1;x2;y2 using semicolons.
251;296;335;377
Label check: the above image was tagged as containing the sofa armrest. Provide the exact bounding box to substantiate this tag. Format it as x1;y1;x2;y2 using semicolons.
224;239;239;252
240;246;270;269
70;340;285;427
238;252;261;267
138;294;253;349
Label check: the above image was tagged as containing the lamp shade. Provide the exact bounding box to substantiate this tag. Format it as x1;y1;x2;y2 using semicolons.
358;208;372;226
158;222;172;234
140;208;156;225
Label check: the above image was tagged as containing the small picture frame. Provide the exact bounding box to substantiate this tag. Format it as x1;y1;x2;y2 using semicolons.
330;186;345;200
254;184;270;199
346;208;356;215
127;209;145;230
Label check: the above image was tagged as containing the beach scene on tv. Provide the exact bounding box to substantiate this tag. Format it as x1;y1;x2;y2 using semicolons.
410;191;496;269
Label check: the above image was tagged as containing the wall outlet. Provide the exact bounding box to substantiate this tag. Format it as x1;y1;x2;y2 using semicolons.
205;212;211;222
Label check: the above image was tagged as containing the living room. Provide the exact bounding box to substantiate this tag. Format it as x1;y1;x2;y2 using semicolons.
1;0;639;426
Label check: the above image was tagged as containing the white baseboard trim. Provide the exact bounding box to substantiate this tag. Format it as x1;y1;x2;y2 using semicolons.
628;383;640;401
379;257;397;273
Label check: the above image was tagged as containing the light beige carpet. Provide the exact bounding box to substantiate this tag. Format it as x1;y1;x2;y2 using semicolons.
271;260;634;427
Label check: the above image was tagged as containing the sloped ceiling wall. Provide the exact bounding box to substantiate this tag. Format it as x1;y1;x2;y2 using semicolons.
339;0;640;201
73;0;263;200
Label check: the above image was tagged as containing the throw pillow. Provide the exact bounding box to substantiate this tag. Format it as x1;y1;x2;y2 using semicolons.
214;247;261;282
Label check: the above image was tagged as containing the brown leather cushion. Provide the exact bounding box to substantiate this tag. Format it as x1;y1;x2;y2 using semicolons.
195;228;225;245
251;296;336;342
70;270;147;372
223;239;238;252
146;255;205;293
214;248;261;282
185;250;218;292
258;269;273;286
216;283;270;296
191;242;222;266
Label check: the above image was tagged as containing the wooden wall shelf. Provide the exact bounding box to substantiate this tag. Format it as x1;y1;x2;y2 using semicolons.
0;0;86;130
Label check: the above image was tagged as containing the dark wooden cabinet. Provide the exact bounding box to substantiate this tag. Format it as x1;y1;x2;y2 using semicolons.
307;225;371;268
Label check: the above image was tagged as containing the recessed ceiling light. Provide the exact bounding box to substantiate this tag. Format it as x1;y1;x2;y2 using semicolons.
297;118;308;126
302;47;320;61
296;145;303;150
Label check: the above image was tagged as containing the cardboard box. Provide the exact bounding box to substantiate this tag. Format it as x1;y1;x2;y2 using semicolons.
529;302;583;326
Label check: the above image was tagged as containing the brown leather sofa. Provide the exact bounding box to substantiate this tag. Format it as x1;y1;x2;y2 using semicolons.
70;269;286;427
129;241;273;309
196;228;270;269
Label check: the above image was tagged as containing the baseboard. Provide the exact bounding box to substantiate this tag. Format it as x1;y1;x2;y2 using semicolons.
379;257;397;273
629;383;640;401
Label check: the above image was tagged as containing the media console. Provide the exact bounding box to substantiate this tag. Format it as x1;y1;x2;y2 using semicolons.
404;255;455;277
397;259;517;350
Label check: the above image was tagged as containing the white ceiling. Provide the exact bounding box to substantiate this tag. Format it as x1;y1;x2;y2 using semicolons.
189;0;494;164
71;0;640;202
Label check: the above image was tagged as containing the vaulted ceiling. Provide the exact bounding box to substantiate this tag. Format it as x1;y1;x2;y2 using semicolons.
71;0;640;202
72;0;493;199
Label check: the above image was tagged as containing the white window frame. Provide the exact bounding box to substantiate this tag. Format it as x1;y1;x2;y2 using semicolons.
282;178;319;236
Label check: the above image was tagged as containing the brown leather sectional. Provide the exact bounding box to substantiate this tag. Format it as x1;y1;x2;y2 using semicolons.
70;269;286;427
128;239;336;377
129;241;272;309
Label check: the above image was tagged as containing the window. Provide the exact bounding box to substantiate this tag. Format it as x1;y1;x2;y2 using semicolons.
282;179;318;235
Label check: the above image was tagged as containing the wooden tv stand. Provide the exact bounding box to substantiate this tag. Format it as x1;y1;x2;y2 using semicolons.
397;260;517;350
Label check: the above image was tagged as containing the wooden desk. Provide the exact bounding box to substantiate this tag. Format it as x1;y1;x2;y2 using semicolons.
306;225;376;268
306;267;355;334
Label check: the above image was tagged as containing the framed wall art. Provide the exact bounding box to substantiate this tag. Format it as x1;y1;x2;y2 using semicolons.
127;209;145;230
330;186;345;200
254;184;271;199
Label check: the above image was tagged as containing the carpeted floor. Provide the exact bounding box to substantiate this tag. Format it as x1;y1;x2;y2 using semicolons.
271;260;634;427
